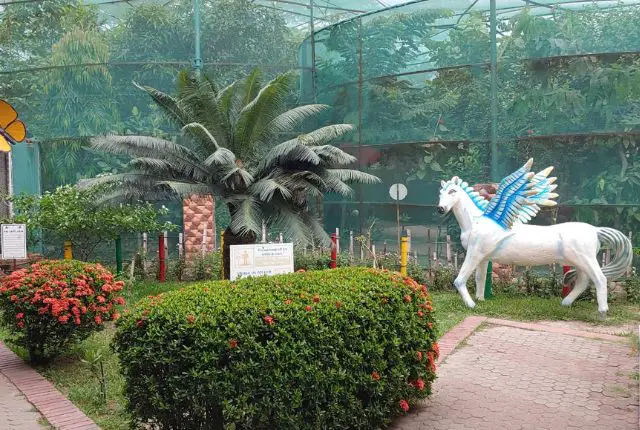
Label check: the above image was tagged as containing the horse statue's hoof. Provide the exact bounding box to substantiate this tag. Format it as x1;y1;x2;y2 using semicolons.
599;311;607;320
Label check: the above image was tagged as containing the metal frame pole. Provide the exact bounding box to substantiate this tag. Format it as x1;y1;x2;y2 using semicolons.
193;0;202;76
490;0;498;181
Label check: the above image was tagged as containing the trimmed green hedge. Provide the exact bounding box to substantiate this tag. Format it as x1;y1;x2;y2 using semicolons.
114;267;439;429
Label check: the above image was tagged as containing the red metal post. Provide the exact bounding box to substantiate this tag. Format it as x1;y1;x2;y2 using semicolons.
561;265;571;297
330;233;337;269
158;234;166;282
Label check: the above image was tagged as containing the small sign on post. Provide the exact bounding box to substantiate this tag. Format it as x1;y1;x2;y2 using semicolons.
1;224;27;260
229;243;294;281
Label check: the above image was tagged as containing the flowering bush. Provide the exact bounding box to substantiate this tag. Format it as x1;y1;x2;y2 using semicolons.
114;267;438;429
0;260;125;363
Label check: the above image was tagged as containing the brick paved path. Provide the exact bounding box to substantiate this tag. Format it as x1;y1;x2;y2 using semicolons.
0;372;45;429
393;320;639;430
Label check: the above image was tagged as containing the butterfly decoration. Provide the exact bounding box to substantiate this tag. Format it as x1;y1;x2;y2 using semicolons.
0;99;27;152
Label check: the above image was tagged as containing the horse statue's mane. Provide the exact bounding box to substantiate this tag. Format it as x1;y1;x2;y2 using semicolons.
441;176;489;211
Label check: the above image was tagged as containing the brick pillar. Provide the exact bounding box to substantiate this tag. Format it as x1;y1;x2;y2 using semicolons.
182;194;215;259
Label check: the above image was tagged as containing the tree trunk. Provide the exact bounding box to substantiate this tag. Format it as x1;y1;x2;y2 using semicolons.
222;228;257;280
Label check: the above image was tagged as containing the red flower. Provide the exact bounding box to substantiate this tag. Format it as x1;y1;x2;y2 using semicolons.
305;305;313;312
399;400;410;412
433;342;440;358
58;315;69;324
371;371;380;381
335;301;342;309
417;311;424;317
228;339;238;349
94;315;103;325
16;320;24;329
297;269;306;273
96;295;106;303
136;319;145;328
284;299;293;305
111;312;120;321
10;295;18;302
187;315;196;324
312;295;320;303
427;322;433;329
427;351;437;372
15;313;24;319
403;295;412;303
413;378;425;391
263;315;274;325
115;297;126;306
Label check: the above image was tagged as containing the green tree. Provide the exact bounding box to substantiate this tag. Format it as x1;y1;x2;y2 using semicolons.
11;186;174;261
85;70;379;277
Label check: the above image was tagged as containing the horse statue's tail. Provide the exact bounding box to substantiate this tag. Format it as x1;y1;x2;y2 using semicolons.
564;227;633;285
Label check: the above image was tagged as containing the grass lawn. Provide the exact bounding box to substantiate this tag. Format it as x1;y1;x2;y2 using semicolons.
1;280;638;429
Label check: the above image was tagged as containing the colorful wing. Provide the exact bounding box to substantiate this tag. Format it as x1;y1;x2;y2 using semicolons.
0;100;18;129
0;135;12;152
514;167;558;225
483;159;557;229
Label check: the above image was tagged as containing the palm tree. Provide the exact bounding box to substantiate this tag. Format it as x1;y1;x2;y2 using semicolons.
85;70;379;277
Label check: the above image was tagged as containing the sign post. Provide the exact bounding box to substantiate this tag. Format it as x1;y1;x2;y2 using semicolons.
389;183;408;249
229;243;294;281
1;224;27;260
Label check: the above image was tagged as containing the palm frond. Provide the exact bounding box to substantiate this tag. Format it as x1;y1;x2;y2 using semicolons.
182;122;221;150
267;104;328;135
133;81;190;127
324;175;355;196
298;124;354;146
258;139;322;175
158;181;215;197
327;169;381;184
250;178;293;202
312;145;357;165
228;196;261;236
203;147;236;167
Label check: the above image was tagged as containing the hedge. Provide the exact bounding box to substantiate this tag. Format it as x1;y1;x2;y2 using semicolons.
114;267;439;429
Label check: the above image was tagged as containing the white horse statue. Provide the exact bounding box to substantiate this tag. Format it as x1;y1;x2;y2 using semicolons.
437;159;632;316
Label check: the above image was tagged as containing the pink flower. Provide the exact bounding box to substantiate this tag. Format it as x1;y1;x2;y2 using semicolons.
264;315;274;325
399;399;409;412
15;313;24;320
305;305;313;312
403;295;412;303
413;378;425;391
371;371;380;381
417;351;423;361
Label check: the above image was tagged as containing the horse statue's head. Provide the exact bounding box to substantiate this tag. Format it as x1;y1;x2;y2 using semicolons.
437;176;487;214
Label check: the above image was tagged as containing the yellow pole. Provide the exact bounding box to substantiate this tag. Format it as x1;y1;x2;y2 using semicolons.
64;241;73;260
400;232;408;276
220;231;225;279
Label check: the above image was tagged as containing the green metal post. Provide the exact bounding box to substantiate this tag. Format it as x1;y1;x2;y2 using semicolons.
489;0;498;181
115;236;123;275
192;0;202;75
484;261;493;299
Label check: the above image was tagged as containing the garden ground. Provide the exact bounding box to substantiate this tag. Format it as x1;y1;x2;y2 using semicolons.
1;281;639;430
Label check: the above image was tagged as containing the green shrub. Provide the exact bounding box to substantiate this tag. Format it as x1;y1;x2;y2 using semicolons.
114;267;439;429
431;266;456;291
0;260;125;363
623;276;640;303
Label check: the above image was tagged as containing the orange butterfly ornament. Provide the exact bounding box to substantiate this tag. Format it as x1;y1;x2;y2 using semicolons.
0;99;27;152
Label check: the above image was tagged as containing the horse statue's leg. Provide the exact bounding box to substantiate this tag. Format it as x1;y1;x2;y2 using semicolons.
568;256;609;317
454;249;489;309
474;260;489;301
561;271;589;307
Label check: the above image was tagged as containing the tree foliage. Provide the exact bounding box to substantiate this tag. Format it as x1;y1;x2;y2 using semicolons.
10;186;174;260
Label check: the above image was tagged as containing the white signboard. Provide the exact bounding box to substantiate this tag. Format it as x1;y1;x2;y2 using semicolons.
1;224;27;259
229;243;294;281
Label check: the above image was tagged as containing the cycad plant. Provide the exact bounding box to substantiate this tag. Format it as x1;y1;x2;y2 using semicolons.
86;70;379;277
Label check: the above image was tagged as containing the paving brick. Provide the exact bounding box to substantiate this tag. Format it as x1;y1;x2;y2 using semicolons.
391;319;639;430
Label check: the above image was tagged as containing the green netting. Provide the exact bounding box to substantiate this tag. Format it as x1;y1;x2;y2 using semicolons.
299;0;640;250
2;0;640;261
